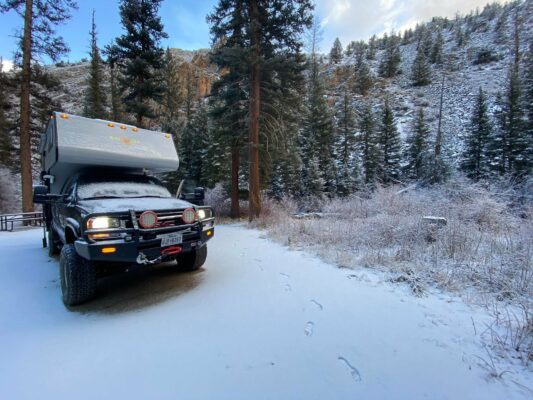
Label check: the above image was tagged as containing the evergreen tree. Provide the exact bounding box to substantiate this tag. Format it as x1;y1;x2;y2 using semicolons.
523;42;533;147
301;53;336;196
179;102;209;185
0;60;13;168
378;33;401;78
330;37;343;64
405;108;430;180
367;35;377;60
353;47;373;95
503;64;529;176
160;48;183;134
411;47;432;86
208;0;313;219
379;99;402;184
461;88;491;180
0;0;77;213
486;92;507;174
112;0;168;127
430;29;443;65
104;43;123;121
84;10;107;119
359;104;380;184
335;89;358;195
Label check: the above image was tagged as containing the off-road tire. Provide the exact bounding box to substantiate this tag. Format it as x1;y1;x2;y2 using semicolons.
47;229;60;256
59;244;97;306
177;245;207;271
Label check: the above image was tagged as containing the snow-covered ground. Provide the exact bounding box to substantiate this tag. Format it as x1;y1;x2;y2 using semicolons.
0;225;531;400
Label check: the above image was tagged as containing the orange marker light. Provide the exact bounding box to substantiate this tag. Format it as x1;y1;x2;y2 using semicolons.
60;113;69;119
120;125;127;130
108;123;115;128
101;247;116;254
206;230;213;237
132;127;139;132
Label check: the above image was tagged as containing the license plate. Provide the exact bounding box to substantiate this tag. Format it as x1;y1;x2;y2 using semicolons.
159;232;183;247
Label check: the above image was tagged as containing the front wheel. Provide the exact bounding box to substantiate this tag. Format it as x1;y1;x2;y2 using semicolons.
177;246;207;271
59;244;97;306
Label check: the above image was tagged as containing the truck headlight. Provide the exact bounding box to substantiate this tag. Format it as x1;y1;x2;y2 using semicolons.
197;208;212;220
87;216;120;230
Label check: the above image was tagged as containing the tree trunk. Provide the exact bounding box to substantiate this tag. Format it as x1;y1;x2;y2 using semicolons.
20;0;34;214
230;147;240;219
248;0;261;221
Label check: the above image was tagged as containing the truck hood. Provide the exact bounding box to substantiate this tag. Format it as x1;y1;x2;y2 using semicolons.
77;197;195;215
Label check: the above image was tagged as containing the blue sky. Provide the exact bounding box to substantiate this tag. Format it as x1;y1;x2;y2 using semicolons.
0;0;502;69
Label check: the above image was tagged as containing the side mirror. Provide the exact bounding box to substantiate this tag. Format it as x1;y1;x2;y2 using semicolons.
33;185;49;204
194;187;205;200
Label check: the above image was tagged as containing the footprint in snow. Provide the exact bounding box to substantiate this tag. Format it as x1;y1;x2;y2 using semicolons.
338;356;362;382
284;284;292;292
310;299;323;310
279;272;290;278
304;321;314;336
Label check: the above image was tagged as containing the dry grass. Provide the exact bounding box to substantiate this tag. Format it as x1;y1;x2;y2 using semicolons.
252;181;532;364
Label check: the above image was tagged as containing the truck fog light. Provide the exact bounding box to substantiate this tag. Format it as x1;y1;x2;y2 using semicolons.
206;230;213;237
101;247;116;254
139;211;158;229
182;208;196;224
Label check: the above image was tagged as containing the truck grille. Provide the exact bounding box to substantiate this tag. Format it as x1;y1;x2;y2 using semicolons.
133;210;189;228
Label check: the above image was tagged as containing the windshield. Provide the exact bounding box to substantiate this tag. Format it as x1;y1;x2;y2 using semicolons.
77;179;172;200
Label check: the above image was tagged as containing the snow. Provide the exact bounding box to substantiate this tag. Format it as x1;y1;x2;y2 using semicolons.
0;225;531;400
78;181;172;200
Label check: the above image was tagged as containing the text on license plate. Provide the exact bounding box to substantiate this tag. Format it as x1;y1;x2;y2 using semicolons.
159;232;183;247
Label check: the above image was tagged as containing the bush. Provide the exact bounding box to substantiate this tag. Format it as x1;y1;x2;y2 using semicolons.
473;48;500;65
259;182;532;363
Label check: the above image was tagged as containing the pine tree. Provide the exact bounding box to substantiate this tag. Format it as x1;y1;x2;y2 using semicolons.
104;43;123;121
411;47;432;86
354;51;373;95
0;60;13;168
208;0;313;219
504;64;529;176
486;92;507;174
113;0;168;128
523;42;533;148
359;104;380;184
379;99;402;184
0;0;77;213
461;88;491;180
430;29;443;65
405;108;430;180
302;54;336;195
330;37;343;64
160;48;183;134
378;33;401;78
367;35;377;60
335;89;358;195
179;102;209;185
84;10;107;119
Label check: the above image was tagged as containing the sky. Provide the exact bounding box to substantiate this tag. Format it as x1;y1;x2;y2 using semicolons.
0;0;503;70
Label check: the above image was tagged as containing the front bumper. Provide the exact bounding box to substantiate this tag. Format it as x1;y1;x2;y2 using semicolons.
75;227;214;263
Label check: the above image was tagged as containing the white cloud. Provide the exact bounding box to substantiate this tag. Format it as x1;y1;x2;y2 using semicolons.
315;0;504;50
1;58;14;72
